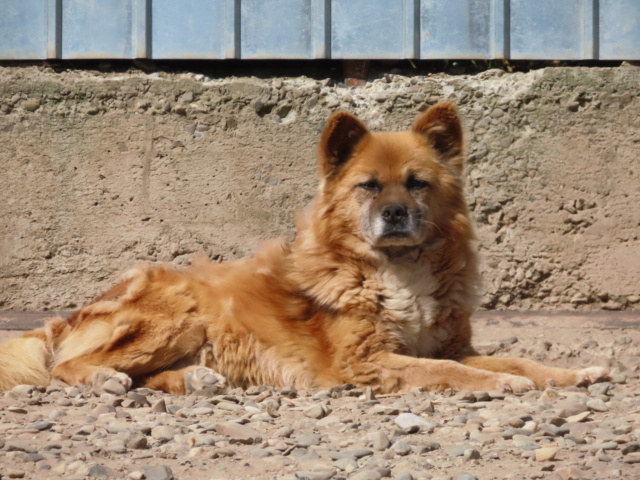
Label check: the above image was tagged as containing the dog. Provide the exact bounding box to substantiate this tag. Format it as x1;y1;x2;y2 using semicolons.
0;102;608;395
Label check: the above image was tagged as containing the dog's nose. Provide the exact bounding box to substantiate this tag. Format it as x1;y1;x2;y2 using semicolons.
381;204;408;224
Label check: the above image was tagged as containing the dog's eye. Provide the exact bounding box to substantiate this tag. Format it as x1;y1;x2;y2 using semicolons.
357;180;381;191
407;176;430;191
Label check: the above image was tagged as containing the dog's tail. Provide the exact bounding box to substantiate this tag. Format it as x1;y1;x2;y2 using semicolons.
0;317;70;390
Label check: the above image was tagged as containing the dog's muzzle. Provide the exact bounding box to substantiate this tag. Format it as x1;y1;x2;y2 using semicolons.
379;203;412;239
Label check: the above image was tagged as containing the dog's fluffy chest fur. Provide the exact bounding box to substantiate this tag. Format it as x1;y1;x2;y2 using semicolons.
375;260;445;358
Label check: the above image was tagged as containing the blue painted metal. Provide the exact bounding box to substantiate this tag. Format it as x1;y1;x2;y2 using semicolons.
600;0;640;60
0;1;48;59
331;0;417;59
0;0;639;60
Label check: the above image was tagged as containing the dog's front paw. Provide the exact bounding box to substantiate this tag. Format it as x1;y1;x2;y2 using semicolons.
576;366;609;386
496;373;535;394
93;371;133;395
185;367;227;394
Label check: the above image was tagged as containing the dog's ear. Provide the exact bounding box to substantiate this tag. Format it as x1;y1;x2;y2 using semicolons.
412;102;464;173
318;111;369;176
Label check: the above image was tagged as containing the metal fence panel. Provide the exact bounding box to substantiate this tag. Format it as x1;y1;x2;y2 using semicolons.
0;0;639;60
61;0;134;59
510;0;589;60
331;0;415;59
241;0;313;58
0;0;48;60
151;0;229;59
420;0;493;59
599;0;640;60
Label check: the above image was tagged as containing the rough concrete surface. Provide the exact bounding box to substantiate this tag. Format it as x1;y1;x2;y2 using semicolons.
1;64;639;311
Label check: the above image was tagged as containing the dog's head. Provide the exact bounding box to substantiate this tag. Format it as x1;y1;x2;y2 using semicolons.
315;102;468;256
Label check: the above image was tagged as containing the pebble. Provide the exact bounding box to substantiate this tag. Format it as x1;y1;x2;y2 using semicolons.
304;403;329;419
452;474;478;480
535;447;558;462
143;465;174;480
394;413;434;432
370;431;390;450
586;398;609;412
215;422;262;444
391;440;412;456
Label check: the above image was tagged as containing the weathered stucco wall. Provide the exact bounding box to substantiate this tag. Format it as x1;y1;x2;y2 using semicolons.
1;64;639;311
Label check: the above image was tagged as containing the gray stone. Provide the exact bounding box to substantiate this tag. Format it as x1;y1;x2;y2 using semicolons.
349;470;383;480
293;433;322;447
215;422;262;444
391;440;412;456
294;470;335;480
464;448;481;460
588;382;612;396
370;431;390;450
151;426;175;443
144;465;174;480
395;473;414;480
25;420;54;431
304;404;329;419
334;457;358;471
586;398;609;412
394;413;434;432
88;464;112;477
452;474;478;480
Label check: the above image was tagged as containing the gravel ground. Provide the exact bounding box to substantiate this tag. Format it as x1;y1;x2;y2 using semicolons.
1;315;639;480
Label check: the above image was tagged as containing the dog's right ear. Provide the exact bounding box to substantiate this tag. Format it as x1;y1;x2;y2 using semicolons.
318;111;369;176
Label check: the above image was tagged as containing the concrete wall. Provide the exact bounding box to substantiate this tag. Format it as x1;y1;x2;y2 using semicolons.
1;65;639;311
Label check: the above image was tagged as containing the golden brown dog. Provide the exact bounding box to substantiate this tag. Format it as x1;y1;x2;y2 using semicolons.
0;102;608;395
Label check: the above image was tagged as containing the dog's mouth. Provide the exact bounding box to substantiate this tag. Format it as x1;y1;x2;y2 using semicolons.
369;210;425;248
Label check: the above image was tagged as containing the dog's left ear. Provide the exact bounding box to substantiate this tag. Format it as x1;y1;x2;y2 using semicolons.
318;111;369;177
412;102;464;174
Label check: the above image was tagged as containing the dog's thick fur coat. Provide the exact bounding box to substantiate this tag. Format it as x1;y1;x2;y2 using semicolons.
0;103;607;395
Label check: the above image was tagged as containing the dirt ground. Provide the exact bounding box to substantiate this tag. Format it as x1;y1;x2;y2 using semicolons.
1;63;639;312
1;312;639;480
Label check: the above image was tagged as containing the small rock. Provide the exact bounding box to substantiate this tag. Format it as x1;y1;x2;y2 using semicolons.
370;405;399;415
588;382;612;396
294;470;335;480
25;420;54;431
334;457;358;471
391;440;412;456
151;426;175;443
292;433;322;447
464;448;481;460
215;422;262;444
395;474;414;480
622;453;640;464
349;470;383;480
566;411;591;423
88;465;112;477
539;388;560;402
22;99;41;112
394;413;434;432
586;398;609;412
370;431;390;450
5;471;26;479
452;474;478;480
144;465;174;480
535;447;558;462
317;415;341;427
304;404;329;419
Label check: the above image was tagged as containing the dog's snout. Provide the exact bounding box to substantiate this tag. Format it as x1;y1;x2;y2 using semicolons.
381;204;408;225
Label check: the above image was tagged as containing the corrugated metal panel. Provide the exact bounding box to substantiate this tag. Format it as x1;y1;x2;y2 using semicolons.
0;0;639;60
